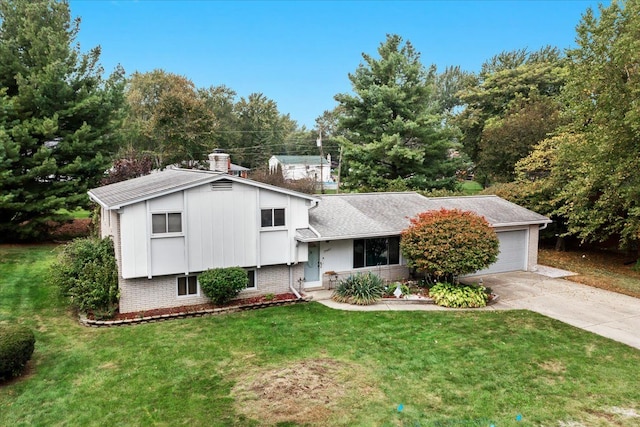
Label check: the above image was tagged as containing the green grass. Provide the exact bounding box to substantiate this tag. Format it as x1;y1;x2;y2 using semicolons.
460;180;483;195
2;245;640;426
55;208;91;219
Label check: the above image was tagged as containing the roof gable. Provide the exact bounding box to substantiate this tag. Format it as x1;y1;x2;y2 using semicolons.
88;168;319;209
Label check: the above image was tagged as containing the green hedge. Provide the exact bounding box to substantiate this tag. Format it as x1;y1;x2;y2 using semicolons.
199;267;248;305
0;325;35;381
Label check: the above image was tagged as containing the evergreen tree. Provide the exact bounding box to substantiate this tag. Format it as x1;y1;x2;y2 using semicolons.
335;34;458;191
0;0;125;241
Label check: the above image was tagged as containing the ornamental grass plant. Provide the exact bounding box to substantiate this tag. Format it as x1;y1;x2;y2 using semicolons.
332;272;385;305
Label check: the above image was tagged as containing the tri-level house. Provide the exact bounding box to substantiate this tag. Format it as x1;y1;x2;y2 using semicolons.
89;152;551;313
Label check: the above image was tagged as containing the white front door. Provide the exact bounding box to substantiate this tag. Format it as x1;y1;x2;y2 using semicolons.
304;243;321;288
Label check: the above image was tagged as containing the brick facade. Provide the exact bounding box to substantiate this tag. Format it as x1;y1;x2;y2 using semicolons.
118;263;305;313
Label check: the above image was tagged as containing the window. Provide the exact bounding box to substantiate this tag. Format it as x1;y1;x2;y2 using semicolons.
261;208;285;227
353;237;400;268
152;213;182;234
246;269;256;289
177;275;198;296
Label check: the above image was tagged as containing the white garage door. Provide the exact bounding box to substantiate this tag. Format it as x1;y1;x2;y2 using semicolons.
475;229;528;275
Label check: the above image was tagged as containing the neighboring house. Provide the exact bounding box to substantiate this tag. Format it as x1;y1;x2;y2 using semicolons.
89;153;551;313
268;155;332;182
229;163;249;178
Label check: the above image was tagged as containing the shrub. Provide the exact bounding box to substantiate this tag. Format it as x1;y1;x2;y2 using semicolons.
0;325;36;381
199;267;248;305
49;237;119;319
332;272;385;305
401;208;500;283
429;282;488;308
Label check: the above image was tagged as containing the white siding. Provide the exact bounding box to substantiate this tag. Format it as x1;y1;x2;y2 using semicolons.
148;192;183;211
116;180;312;280
120;202;149;278
260;190;289;207
321;240;354;273
151;237;186;276
260;230;289;265
185;182;258;271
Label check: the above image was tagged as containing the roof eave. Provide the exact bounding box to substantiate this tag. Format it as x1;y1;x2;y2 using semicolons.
87;191;109;209
491;219;553;228
89;171;320;210
298;218;553;242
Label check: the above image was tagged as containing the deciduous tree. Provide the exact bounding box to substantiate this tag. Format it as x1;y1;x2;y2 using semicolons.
124;70;215;168
456;47;566;184
400;208;499;282
550;0;640;249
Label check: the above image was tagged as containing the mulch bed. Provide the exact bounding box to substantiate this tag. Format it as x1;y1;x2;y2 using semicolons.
110;293;299;321
81;293;304;327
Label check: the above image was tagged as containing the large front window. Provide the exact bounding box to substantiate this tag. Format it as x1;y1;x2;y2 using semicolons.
353;237;400;268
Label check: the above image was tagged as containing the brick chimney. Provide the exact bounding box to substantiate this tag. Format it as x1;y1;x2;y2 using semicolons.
208;150;230;174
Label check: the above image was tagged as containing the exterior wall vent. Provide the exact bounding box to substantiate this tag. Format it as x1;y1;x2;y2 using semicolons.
210;180;232;191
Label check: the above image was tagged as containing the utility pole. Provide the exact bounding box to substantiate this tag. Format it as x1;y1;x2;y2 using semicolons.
336;145;343;194
317;129;324;194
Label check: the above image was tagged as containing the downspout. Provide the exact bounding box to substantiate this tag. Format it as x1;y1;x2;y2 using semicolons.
539;223;549;230
289;265;302;299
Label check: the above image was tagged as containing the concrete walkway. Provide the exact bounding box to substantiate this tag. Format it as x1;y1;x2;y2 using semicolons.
305;268;640;351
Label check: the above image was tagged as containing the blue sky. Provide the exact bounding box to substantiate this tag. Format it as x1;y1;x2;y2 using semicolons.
69;0;606;128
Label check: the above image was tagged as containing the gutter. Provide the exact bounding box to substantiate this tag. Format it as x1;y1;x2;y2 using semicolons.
289;266;302;299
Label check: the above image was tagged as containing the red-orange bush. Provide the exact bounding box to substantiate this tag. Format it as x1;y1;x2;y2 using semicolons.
400;208;499;282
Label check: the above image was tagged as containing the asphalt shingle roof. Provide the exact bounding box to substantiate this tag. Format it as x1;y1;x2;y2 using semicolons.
303;192;550;241
88;168;317;209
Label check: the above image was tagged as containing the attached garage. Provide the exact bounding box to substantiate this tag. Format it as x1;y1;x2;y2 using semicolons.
475;229;528;275
299;193;552;288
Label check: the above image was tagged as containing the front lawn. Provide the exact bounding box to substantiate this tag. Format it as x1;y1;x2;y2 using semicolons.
1;245;639;426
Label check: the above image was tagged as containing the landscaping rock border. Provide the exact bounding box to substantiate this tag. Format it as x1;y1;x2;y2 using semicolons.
79;297;311;327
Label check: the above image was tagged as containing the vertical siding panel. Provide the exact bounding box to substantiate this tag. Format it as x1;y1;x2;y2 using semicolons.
120;202;149;278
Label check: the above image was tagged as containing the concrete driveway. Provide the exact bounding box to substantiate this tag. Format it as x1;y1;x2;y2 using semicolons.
309;268;640;350
472;269;640;350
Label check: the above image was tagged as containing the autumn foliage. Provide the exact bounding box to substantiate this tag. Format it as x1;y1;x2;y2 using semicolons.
400;208;499;281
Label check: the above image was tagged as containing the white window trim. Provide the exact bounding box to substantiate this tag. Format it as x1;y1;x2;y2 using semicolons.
151;211;184;238
176;274;199;298
260;207;286;230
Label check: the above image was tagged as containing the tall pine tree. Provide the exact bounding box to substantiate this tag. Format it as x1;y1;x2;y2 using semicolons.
335;34;458;191
0;0;125;241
